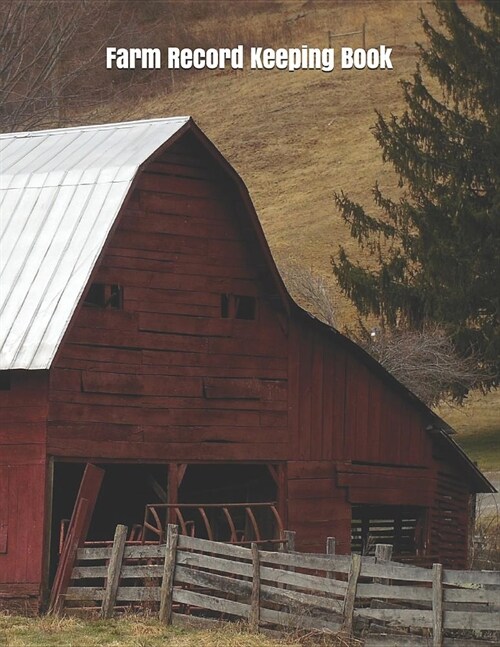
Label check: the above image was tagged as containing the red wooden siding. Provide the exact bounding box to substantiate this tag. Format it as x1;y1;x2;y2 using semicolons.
0;371;47;603
48;139;289;462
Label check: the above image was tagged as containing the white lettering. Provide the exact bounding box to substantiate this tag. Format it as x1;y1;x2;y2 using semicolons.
166;46;243;70
250;46;334;72
341;46;393;70
105;47;160;69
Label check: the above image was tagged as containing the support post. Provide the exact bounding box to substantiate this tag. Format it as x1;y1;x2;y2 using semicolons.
249;542;260;632
283;530;296;552
342;553;361;635
159;524;179;624
374;543;393;584
432;563;443;647
326;536;336;579
101;524;127;619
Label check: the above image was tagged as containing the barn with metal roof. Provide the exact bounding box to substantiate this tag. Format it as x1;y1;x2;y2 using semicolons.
0;117;493;611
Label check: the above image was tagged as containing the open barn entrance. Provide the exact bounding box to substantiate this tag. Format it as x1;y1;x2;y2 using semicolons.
49;461;283;586
142;463;283;547
49;461;167;585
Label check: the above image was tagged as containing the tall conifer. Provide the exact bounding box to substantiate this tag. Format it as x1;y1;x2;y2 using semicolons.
333;0;499;393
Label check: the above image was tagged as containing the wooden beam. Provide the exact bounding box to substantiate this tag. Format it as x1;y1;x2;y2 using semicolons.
101;524;127;618
432;563;443;647
342;553;361;635
159;524;179;624
249;542;260;632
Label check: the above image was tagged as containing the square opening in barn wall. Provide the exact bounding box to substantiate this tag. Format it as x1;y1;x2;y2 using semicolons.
351;504;426;559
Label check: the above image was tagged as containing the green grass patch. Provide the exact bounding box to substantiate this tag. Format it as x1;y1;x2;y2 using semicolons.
455;428;500;473
438;390;500;472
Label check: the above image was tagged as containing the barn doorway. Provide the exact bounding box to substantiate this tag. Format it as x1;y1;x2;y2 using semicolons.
49;461;167;585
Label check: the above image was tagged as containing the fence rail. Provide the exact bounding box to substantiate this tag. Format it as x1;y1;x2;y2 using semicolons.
60;524;500;646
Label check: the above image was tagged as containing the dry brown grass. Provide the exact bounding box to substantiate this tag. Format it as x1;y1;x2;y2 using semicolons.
0;613;362;647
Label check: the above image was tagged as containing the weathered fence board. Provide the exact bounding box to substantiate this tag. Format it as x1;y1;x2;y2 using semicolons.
64;524;500;645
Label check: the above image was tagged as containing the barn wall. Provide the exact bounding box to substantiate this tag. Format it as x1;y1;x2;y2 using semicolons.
48;136;290;463
0;371;47;609
285;319;473;562
428;445;473;568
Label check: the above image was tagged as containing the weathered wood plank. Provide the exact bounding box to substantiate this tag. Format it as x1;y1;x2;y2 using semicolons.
120;564;164;578
432;563;443;647
258;548;351;573
116;587;160;602
101;524;127;618
178;533;252;559
443;569;500;587
259;607;342;633
124;545;165;559
342;553;361;635
65;587;105;601
360;561;433;583
444;587;499;605
72;566;108;578
77;547;112;560
159;524;179;624
249;543;260;632
172;588;250;619
355;607;433;628
444;610;500;631
357;581;433;602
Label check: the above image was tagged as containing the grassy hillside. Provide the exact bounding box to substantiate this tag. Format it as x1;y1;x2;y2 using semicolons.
86;0;498;468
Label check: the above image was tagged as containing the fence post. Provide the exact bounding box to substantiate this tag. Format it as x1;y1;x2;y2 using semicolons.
249;542;261;631
342;553;362;635
283;530;296;552
432;563;443;647
326;536;336;579
101;524;127;619
374;544;393;585
159;524;179;624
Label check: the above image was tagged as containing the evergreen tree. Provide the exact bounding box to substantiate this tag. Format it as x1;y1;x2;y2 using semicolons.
332;0;499;394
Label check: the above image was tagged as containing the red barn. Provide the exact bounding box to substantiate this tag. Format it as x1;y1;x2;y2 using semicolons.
0;118;493;611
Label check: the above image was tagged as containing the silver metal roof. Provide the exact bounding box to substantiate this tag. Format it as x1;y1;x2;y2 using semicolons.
0;117;190;370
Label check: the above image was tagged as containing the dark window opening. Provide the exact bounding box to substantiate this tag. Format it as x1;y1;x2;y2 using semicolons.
220;293;230;318
235;295;256;320
0;372;11;390
220;294;257;320
351;505;425;558
83;283;123;309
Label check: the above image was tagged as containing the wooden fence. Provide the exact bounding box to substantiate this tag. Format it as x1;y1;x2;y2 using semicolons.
61;524;500;646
